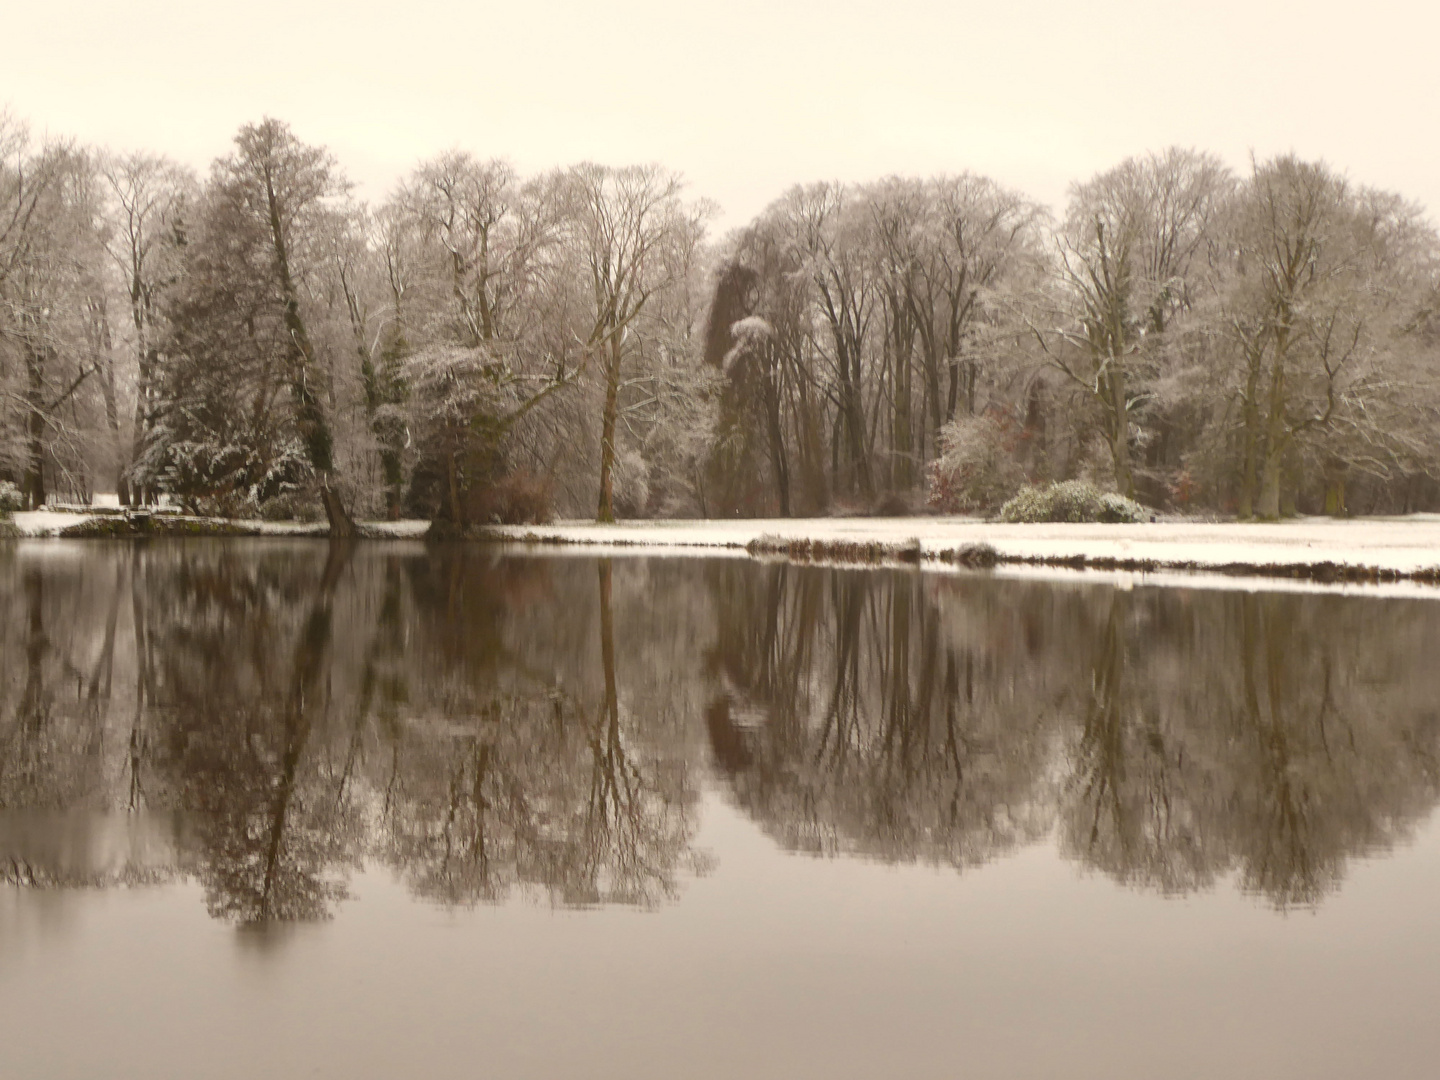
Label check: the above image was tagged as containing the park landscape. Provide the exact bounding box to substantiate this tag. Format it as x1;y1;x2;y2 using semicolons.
6;4;1440;1077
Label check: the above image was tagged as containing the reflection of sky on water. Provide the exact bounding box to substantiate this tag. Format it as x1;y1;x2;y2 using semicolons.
6;791;1440;1079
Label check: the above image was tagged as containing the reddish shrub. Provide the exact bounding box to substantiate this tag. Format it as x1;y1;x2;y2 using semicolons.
469;471;554;525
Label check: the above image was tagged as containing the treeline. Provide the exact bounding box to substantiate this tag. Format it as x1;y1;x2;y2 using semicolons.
0;114;709;527
3;111;1438;525
710;156;1440;518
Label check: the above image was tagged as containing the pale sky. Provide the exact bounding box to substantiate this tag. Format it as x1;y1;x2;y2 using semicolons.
6;0;1439;231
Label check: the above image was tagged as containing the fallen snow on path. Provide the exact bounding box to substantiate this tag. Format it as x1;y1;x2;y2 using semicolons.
483;516;1440;575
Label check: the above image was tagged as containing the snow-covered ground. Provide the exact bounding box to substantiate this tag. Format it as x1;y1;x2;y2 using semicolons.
10;509;102;535
11;509;1440;590
481;515;1440;575
7;509;430;539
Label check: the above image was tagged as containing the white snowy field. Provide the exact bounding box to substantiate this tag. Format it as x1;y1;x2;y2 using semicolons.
481;515;1440;576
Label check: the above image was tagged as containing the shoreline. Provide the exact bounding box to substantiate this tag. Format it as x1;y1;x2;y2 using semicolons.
4;508;431;540
8;510;1440;590
473;515;1440;589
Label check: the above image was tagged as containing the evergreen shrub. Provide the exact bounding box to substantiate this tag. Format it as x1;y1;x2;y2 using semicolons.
998;481;1147;524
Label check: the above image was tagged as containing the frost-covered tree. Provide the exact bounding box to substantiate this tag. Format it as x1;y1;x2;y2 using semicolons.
99;152;194;504
561;164;700;522
225;120;355;533
707;176;1042;514
380;154;574;523
1222;156;1438;518
1034;149;1232;499
0;119;108;508
151;119;359;530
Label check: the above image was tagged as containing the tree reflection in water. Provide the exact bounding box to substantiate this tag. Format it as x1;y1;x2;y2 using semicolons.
708;563;1440;908
2;543;1439;921
0;544;705;922
705;563;1058;869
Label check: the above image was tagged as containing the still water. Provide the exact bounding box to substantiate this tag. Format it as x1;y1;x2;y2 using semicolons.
3;540;1440;1079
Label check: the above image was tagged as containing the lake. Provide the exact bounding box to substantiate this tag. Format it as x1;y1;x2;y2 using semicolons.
3;540;1440;1079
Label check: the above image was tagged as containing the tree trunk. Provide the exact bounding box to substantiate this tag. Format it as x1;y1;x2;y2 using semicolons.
922;342;944;457
1252;320;1298;521
320;477;355;538
264;169;351;537
1257;453;1283;520
1237;392;1260;520
346;269;407;523
384;461;403;521
128;281;153;506
23;339;46;511
893;343;913;491
1111;428;1133;501
794;375;828;514
1323;461;1347;517
1106;366;1134;499
597;333;621;523
95;314;129;506
841;372;872;501
1255;353;1289;520
445;450;465;527
764;353;791;517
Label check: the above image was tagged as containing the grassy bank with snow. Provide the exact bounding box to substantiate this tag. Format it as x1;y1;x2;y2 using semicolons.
9;508;1440;589
7;508;430;539
474;515;1440;586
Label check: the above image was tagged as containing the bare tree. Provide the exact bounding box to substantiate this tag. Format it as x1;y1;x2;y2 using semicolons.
1036;149;1231;498
1224;156;1437;518
99;152;193;504
562;164;693;522
0;121;102;507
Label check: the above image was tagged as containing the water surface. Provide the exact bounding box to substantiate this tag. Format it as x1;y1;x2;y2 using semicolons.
3;541;1439;1078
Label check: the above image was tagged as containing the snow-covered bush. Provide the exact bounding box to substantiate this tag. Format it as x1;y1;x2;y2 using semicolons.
926;413;1028;513
0;480;21;516
999;480;1147;524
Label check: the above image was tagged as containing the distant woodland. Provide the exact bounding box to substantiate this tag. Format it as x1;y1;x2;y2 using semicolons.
3;111;1439;529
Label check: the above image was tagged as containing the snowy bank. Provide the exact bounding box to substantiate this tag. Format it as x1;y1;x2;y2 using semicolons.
6;509;430;539
10;508;1440;589
477;515;1440;585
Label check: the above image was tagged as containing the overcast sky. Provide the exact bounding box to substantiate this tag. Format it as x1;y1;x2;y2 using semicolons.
5;0;1438;230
